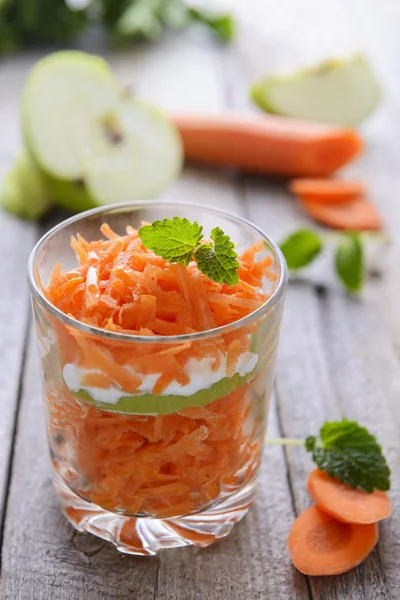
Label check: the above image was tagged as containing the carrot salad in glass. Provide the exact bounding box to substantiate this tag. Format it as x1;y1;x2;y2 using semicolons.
29;203;286;554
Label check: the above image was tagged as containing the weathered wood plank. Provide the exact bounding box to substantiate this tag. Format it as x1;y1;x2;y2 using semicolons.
245;186;389;600
320;285;400;596
0;167;36;534
319;6;400;593
0;53;42;545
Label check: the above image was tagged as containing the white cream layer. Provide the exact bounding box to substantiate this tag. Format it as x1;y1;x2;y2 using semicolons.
63;351;258;405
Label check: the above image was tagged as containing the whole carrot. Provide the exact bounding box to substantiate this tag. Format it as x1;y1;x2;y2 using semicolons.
171;114;363;177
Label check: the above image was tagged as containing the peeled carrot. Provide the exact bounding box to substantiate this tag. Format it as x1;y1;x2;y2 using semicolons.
307;469;391;525
289;178;365;204
171;114;363;177
300;195;382;230
288;506;379;576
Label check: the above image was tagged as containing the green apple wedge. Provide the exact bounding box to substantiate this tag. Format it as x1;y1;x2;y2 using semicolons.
251;54;382;126
0;150;51;219
21;51;183;211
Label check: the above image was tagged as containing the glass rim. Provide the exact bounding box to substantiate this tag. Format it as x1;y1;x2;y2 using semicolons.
27;200;288;344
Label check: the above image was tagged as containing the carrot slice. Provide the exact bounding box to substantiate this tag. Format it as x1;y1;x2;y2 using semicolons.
288;506;379;576
307;469;391;525
300;195;382;230
289;178;365;204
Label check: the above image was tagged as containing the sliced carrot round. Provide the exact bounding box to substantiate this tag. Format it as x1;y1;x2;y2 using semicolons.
288;506;379;576
307;469;391;525
289;178;365;204
300;195;382;230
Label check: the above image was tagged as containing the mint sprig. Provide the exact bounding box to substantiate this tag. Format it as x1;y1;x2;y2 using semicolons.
265;419;390;492
306;420;390;492
139;217;203;266
194;227;240;285
139;217;240;285
279;229;367;294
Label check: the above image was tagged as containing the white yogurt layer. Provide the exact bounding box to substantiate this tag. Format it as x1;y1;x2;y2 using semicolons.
63;350;258;405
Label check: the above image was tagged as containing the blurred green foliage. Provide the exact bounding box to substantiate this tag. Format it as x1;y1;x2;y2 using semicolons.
0;0;235;53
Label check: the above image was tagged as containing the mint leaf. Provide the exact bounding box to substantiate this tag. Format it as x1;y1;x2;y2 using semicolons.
305;435;317;452
306;419;391;492
335;233;364;293
194;227;239;285
188;8;236;42
139;219;240;285
115;0;164;41
280;229;323;270
139;217;203;266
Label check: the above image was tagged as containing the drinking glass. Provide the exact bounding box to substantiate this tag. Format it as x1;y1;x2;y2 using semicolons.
28;201;287;555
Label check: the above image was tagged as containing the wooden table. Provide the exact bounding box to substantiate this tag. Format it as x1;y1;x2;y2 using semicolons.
0;1;399;598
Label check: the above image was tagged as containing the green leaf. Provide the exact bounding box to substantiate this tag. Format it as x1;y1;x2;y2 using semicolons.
335;233;364;293
159;0;190;29
306;419;391;492
194;227;239;285
305;435;317;452
188;8;235;42
139;217;203;265
115;0;164;41
280;229;323;270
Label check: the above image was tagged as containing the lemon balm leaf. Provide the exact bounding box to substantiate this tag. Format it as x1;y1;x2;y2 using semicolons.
187;8;236;42
335;233;364;293
194;227;240;285
306;419;391;492
139;219;240;284
280;229;323;270
139;217;203;266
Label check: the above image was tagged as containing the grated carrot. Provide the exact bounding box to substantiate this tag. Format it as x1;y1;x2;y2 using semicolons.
43;222;276;519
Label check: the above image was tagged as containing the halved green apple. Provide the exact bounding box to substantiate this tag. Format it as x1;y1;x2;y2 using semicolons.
67;370;253;415
21;51;182;210
251;54;381;126
0;150;51;219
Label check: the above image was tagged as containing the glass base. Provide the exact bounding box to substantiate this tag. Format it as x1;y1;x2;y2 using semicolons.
54;474;256;555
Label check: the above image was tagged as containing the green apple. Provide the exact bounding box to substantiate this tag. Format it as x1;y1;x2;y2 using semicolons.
0;150;51;219
67;370;253;415
21;51;183;210
251;54;381;126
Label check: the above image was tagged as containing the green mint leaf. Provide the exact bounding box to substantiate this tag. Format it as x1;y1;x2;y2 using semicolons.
194;227;239;285
139;217;203;266
306;419;391;492
280;229;323;270
305;435;317;452
159;0;190;29
335;233;364;293
188;8;236;42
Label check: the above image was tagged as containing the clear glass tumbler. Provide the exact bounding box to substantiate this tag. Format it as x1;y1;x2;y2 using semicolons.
28;202;287;555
